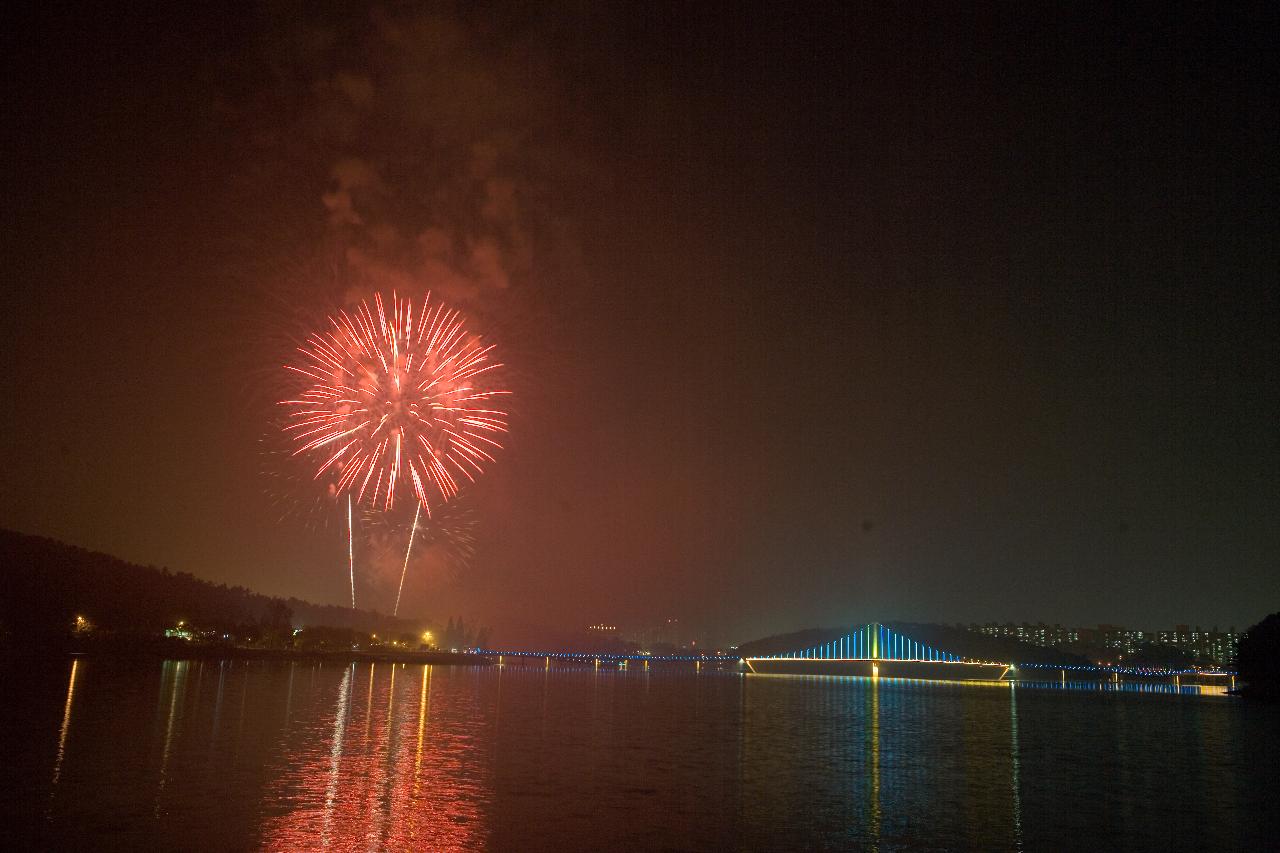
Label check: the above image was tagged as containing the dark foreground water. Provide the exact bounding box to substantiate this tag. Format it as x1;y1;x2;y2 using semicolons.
2;658;1276;851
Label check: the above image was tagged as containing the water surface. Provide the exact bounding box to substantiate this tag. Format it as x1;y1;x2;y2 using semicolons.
3;657;1275;851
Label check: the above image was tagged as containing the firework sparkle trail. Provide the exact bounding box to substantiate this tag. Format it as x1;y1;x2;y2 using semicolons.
347;496;355;609
362;497;479;585
394;502;421;617
281;292;509;517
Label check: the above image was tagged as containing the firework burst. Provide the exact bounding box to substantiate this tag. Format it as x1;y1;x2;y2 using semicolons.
280;292;508;515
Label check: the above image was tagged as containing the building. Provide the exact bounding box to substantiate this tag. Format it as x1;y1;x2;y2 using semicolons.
967;621;1240;667
629;617;688;653
970;622;1079;649
1154;625;1239;667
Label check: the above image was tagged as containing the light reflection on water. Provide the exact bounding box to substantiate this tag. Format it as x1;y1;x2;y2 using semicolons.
1014;678;1231;697
5;657;1277;851
258;661;488;852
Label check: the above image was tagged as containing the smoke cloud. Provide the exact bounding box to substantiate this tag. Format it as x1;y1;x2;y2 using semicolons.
227;6;573;315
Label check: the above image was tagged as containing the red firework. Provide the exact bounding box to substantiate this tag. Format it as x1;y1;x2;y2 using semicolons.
281;292;508;514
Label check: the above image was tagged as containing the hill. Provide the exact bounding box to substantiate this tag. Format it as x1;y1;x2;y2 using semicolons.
0;529;425;642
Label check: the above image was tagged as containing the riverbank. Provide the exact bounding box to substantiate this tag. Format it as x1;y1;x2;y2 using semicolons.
2;636;492;667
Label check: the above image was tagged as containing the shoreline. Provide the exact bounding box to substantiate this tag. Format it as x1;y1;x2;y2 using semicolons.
2;639;492;667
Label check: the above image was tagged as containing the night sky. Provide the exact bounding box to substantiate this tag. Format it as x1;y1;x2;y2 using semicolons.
2;3;1275;645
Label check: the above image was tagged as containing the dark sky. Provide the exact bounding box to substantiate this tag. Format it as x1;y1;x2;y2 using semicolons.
2;3;1276;644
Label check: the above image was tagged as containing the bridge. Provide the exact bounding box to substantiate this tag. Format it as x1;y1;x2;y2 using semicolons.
478;621;1235;685
477;624;1007;679
474;649;739;670
743;622;1011;681
752;622;970;663
741;623;1236;685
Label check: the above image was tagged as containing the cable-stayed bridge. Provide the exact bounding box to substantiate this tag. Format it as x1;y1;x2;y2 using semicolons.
480;623;1010;680
479;622;1234;686
755;622;969;663
743;622;1011;681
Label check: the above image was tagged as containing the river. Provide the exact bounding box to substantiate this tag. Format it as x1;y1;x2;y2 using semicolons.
3;657;1276;851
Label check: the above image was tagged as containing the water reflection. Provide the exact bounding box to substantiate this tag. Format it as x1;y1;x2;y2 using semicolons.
259;663;491;851
209;660;226;756
414;665;431;780
155;660;188;815
1013;678;1230;697
7;659;1275;851
1010;684;1023;850
868;677;880;845
742;675;1032;850
320;663;351;847
46;657;80;816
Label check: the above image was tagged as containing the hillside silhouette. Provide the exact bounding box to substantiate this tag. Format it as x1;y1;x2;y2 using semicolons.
0;529;425;643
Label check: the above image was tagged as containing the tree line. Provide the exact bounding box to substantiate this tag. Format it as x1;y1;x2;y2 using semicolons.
0;529;424;644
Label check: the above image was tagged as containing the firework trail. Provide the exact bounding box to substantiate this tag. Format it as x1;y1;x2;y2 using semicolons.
394;502;421;617
281;291;508;516
361;497;477;612
347;496;355;609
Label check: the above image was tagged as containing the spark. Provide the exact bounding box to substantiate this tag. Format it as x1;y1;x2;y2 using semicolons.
280;292;508;516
